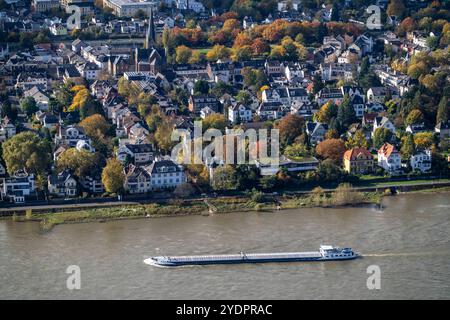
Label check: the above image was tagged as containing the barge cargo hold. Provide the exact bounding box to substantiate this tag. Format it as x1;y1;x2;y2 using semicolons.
144;245;359;267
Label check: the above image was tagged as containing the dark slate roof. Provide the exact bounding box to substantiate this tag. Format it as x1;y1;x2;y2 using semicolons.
147;159;182;174
125;143;153;153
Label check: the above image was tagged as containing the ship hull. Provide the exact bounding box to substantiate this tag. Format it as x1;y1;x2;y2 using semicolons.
145;255;359;267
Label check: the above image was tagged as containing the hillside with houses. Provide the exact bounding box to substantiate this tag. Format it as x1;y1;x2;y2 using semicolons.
0;0;449;204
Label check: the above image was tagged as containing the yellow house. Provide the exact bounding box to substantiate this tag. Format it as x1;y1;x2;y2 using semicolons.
343;147;374;174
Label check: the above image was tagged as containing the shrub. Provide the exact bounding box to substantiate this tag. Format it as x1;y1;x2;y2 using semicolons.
330;183;363;206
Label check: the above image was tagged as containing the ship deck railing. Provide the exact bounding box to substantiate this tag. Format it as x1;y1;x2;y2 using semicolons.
160;252;323;262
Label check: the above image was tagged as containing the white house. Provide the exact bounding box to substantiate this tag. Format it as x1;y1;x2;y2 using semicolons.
48;170;77;197
0;116;16;141
200;106;216;119
117;143;154;165
147;158;187;191
373;116;396;136
228;103;253;124
49;23;68;36
76;140;96;153
124;158;187;193
306;122;328;145
410;149;432;173
55;125;88;147
378;143;401;174
23;86;49;111
1;169;36;203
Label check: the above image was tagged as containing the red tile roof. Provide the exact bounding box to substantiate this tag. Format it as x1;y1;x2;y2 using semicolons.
343;147;373;161
378;143;397;158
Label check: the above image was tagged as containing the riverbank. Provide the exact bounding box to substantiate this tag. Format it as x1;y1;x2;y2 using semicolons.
8;185;450;232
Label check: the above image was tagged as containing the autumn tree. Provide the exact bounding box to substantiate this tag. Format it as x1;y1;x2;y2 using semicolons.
202;113;227;132
414;132;435;150
175;45;193;64
387;0;406;19
251;38;270;56
79;114;111;154
154;116;176;153
313;101;338;124
345;129;369;149
57;148;103;177
405;109;424;126
1;132;51;175
206;44;232;61
241;67;268;92
68;85;101;117
79;114;110;138
102;158;125;194
276;114;305;147
315;139;346;164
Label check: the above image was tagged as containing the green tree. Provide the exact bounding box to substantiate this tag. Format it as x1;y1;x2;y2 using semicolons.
102;158;125;194
346;129;369;149
236;90;253;105
1;132;51;174
436;96;449;125
337;94;356;131
211;165;237;191
194;80;210;95
20;97;38;117
400;134;415;160
373;128;393;149
57;148;103;178
235;165;260;191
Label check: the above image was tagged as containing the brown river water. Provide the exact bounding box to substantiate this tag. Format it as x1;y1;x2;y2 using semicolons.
0;192;449;299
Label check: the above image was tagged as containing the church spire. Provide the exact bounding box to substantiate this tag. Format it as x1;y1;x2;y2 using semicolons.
145;7;156;49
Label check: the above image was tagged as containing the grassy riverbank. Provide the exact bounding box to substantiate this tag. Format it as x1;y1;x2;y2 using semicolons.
10;185;450;232
12;186;387;232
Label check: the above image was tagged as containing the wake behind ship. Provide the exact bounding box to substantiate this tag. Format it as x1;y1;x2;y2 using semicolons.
144;245;359;267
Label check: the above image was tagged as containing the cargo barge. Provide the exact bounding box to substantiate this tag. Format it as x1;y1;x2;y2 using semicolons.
144;245;359;267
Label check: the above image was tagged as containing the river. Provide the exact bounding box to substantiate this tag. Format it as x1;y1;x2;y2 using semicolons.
0;193;449;299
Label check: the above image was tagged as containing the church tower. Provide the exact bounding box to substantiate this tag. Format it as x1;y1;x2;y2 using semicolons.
144;7;156;50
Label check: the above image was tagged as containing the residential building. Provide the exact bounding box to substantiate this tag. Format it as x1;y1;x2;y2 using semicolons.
0;117;16;141
343;147;374;174
373;116;396;136
117;143;154;165
257;101;286;120
228;103;253;124
188;95;220;115
378;143;401;174
1;169;36;203
435;121;450;139
55;125;89;147
306;122;328;145
23;86;49;111
32;0;60;12
48;170;78;197
103;0;158;17
410;149;432;173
